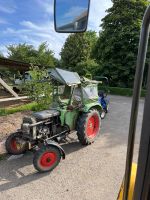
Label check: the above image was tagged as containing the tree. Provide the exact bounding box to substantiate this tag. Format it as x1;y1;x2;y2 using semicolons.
35;42;56;67
76;59;100;77
0;52;3;58
94;0;149;87
7;42;56;68
60;31;98;74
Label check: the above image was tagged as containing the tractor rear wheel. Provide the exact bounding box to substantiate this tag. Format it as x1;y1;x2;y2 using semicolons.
33;145;61;172
76;109;101;145
5;132;28;155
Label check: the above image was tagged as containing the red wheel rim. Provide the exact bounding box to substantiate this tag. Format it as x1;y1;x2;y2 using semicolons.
40;152;57;168
11;139;18;150
86;115;100;138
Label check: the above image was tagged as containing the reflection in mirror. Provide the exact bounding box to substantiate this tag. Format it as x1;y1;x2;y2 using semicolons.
55;0;90;32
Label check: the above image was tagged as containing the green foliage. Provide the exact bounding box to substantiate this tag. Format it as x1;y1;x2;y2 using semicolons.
98;86;146;97
0;154;6;161
35;42;56;67
7;42;56;68
76;59;100;76
0;52;3;58
94;0;149;88
60;31;98;74
24;66;52;106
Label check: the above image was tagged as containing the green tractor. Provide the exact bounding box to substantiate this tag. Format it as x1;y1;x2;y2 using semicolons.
5;68;103;172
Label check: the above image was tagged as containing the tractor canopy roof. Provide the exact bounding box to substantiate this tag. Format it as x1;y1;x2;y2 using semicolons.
49;68;101;86
50;68;81;86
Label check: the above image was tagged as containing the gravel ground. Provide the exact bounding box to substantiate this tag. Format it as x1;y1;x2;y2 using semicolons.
0;111;32;141
0;95;144;200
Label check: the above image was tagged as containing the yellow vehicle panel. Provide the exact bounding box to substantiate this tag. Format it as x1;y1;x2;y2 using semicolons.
117;163;137;200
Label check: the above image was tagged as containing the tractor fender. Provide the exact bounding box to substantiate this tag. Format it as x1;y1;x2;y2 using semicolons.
46;140;65;159
83;102;102;113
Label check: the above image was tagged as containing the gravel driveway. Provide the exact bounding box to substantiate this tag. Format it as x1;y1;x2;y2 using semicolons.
0;95;144;200
0;111;32;142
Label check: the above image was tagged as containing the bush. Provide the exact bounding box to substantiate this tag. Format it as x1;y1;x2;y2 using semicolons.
24;66;52;107
98;86;146;97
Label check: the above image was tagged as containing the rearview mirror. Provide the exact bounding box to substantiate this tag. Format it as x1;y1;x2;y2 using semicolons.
54;0;90;33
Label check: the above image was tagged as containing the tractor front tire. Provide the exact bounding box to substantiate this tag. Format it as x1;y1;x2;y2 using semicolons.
33;145;61;173
5;132;27;155
76;109;101;145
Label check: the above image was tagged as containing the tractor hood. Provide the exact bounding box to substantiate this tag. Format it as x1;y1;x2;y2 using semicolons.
50;68;81;86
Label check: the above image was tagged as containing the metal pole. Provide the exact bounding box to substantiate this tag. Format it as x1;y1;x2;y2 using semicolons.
133;57;150;200
123;6;150;200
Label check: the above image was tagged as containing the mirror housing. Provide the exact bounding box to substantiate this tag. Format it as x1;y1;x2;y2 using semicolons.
54;0;90;33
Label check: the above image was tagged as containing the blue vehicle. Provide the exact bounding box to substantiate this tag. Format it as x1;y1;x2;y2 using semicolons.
94;76;110;119
98;90;109;119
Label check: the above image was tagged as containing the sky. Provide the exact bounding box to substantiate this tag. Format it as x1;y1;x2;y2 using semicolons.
55;0;89;27
0;0;112;59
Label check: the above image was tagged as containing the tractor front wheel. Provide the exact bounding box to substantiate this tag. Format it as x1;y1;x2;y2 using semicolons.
5;132;28;155
76;109;101;145
33;145;61;172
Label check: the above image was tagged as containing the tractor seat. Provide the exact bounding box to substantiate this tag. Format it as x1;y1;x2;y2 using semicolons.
32;109;60;120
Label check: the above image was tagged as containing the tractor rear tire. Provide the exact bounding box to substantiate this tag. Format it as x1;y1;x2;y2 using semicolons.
5;132;27;155
33;145;61;172
76;109;101;145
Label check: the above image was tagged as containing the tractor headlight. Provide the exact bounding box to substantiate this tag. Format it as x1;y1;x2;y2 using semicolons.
21;123;30;134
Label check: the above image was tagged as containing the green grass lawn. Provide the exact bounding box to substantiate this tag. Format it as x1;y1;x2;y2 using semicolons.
0;102;48;116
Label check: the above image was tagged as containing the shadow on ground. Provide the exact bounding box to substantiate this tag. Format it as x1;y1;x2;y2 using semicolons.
0;137;83;192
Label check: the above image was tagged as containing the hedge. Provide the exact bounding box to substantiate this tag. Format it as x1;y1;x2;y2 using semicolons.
98;86;146;97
